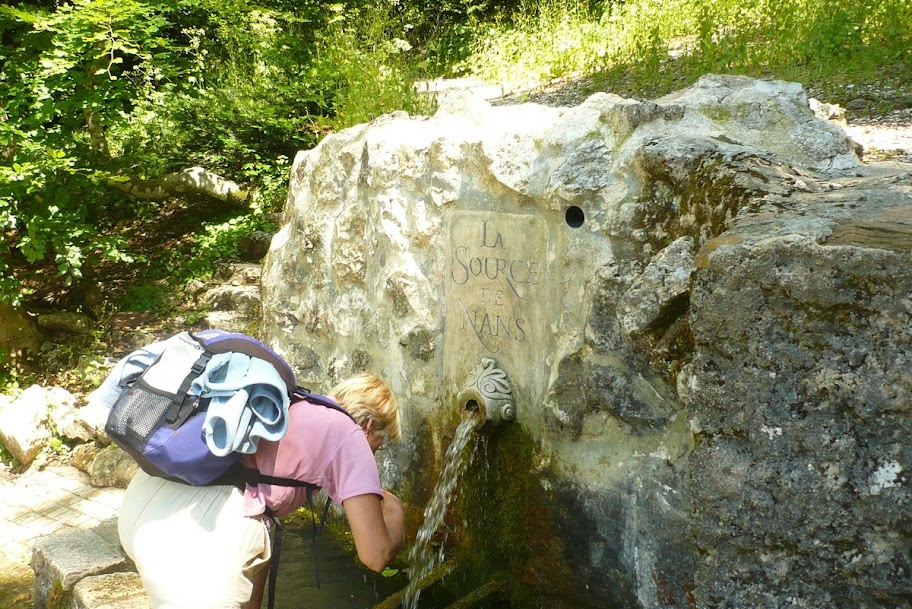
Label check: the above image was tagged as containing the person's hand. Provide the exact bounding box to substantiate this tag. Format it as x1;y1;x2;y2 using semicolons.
382;488;403;506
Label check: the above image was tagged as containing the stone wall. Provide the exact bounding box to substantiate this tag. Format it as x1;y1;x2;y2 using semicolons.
260;74;911;608
686;193;912;608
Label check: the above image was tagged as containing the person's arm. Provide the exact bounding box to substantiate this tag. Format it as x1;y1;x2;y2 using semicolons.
343;490;405;572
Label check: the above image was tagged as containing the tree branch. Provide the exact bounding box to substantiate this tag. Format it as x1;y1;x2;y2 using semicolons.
108;167;251;205
78;84;249;206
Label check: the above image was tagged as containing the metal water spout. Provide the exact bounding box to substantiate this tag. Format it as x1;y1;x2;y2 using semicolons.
456;358;515;424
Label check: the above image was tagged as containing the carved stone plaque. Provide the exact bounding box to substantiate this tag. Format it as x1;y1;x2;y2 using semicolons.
444;211;550;405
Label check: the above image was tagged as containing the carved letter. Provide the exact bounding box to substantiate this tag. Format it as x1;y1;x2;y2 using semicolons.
527;261;541;286
478;313;492;336
482;221;504;248
451;246;469;285
469;256;483;277
514;318;527;341
496;315;511;339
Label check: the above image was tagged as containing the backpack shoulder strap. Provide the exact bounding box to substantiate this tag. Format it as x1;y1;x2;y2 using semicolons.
216;464;321;490
165;351;211;424
293;387;357;423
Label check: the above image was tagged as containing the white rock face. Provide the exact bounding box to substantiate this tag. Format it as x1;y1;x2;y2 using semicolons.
260;74;910;609
262;74;858;437
655;74;858;171
46;386;92;442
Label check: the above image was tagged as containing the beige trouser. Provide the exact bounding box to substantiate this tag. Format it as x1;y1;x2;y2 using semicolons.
118;470;272;609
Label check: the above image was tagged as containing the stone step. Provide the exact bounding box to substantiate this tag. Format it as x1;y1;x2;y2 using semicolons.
201;285;260;314
202;310;259;334
72;572;151;609
213;261;263;286
31;526;138;609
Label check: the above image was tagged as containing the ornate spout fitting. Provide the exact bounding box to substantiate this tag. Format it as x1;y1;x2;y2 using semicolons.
456;358;515;424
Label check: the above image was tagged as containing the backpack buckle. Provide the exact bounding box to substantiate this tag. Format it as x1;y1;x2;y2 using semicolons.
190;353;212;375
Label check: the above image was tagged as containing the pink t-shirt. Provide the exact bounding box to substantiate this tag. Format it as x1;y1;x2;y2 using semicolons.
241;398;382;517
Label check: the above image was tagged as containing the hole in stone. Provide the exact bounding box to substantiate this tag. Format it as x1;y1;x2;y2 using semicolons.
464;399;480;412
565;206;585;228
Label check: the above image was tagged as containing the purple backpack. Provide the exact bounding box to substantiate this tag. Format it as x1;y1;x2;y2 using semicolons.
104;329;347;486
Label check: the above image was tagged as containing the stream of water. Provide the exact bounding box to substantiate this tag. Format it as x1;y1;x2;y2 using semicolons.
401;414;482;609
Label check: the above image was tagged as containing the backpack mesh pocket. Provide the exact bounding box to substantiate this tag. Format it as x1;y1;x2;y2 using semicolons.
106;380;175;454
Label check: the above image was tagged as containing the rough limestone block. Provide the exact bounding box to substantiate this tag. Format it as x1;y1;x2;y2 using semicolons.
47;387;92;442
32;528;131;609
71;572;151;609
0;302;43;364
0;384;52;465
201;285;260;314
87;445;138;489
617;236;695;335
74;400;111;444
259;71;909;609
687;181;912;608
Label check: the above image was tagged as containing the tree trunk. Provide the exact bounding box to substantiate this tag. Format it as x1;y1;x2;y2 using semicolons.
84;109;110;157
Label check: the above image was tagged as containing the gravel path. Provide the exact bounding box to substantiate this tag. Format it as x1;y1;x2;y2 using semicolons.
844;116;912;164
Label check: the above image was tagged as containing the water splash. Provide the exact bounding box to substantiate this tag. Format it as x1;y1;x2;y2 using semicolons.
401;414;481;609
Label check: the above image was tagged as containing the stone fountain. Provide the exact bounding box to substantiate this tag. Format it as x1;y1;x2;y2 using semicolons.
260;74;912;608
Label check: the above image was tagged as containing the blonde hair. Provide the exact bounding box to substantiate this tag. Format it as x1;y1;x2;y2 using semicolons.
330;373;401;442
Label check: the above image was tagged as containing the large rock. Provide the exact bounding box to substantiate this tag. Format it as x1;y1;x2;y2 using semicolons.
75;399;112;444
36;311;93;335
259;74;910;608
686;185;912;608
47;387;95;442
0;384;53;465
87;445;139;489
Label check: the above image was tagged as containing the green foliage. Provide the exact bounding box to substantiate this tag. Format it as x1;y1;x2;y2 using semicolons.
458;0;912;96
75;355;109;390
121;282;169;313
0;0;439;306
0;441;21;469
48;436;68;455
47;578;71;609
0;0;196;303
456;0;609;88
385;0;510;75
242;156;291;212
158;0;434;180
160;4;326;174
0;352;19;394
167;211;278;284
311;2;434;130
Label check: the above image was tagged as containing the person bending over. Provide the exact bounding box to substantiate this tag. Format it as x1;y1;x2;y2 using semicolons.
117;373;406;609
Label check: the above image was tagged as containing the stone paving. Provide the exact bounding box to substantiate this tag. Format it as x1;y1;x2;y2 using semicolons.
0;464;124;607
